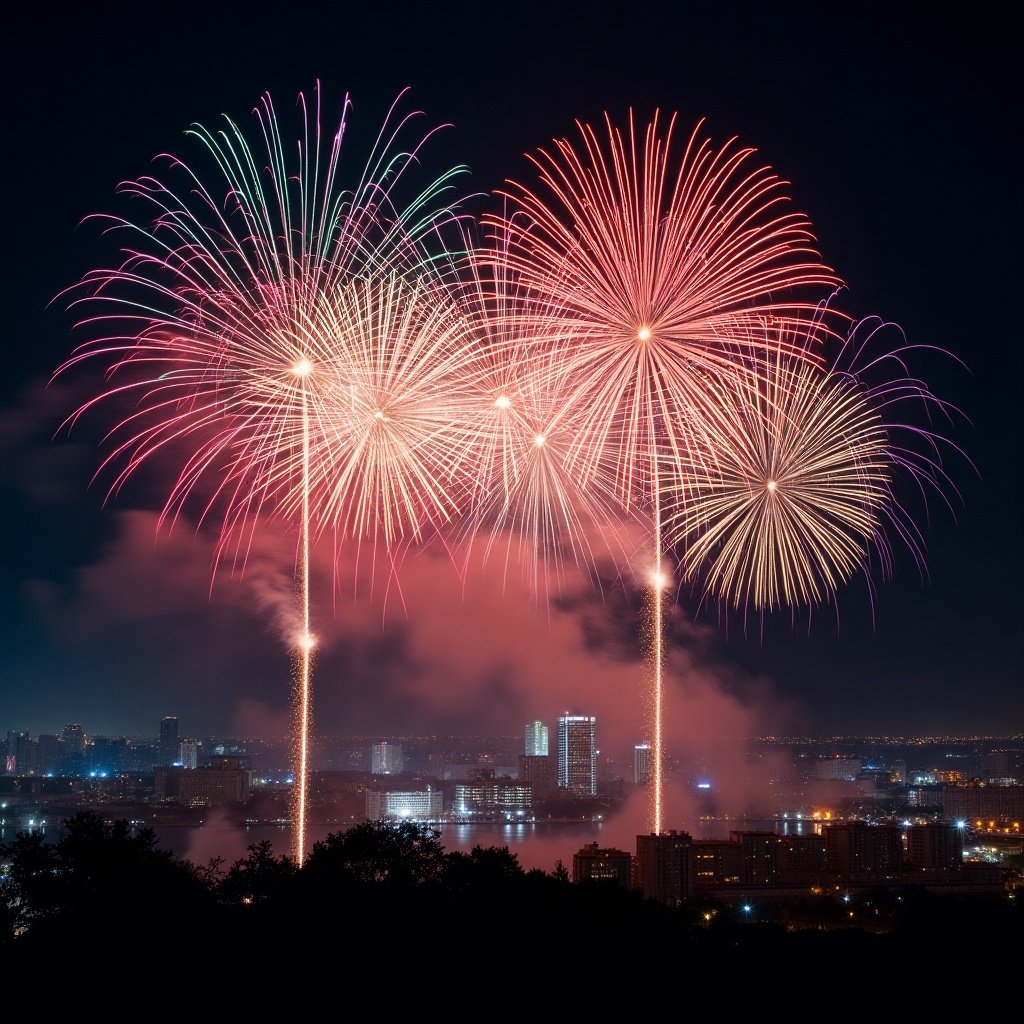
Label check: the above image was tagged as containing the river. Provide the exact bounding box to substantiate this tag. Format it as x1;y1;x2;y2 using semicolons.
2;792;819;873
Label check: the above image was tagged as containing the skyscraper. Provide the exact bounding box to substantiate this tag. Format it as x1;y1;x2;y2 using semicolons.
61;723;87;775
634;743;652;785
557;714;597;796
159;716;179;766
524;720;549;756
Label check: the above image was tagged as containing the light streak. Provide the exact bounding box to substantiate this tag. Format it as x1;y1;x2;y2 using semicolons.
53;83;471;863
486;111;840;833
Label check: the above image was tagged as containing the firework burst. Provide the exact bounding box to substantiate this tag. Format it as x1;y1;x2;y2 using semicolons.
666;313;970;625
487;111;841;832
447;224;643;604
53;83;472;862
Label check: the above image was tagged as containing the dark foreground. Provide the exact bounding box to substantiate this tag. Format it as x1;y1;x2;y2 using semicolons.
2;813;1017;1022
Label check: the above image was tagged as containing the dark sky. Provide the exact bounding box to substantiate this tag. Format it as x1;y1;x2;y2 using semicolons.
2;3;1020;754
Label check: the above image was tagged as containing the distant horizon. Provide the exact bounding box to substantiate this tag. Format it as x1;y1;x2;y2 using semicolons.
6;724;1024;744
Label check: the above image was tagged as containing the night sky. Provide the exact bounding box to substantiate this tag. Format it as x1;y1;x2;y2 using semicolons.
2;3;1020;757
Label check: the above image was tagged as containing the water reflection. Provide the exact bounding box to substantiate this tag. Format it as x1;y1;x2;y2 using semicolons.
1;814;821;875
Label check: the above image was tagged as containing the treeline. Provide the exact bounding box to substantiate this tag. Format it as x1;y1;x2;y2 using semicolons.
1;812;1016;1023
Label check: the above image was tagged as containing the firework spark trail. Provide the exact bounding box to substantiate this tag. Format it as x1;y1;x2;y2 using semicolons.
665;315;970;627
487;111;841;833
446;225;646;604
53;84;472;863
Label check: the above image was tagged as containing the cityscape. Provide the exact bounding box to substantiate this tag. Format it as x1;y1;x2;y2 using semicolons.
4;716;1021;906
3;5;1018;1022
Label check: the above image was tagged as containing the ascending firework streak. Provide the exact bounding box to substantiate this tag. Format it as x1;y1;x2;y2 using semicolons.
666;315;968;623
487;111;840;833
53;84;471;863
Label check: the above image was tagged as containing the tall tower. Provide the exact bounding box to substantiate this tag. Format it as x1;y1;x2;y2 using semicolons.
159;717;179;766
634;743;652;785
524;720;549;757
557;714;597;795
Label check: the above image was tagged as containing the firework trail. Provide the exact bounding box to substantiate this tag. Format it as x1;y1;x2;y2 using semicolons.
487;111;840;833
53;83;471;863
446;222;645;605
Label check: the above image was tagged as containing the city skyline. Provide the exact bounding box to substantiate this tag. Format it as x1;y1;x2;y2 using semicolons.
2;5;1020;761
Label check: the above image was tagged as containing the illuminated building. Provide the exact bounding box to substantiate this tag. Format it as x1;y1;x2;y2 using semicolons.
365;786;442;820
5;731;35;774
158;716;179;767
634;743;652;785
824;821;903;881
906;822;964;873
524;720;549;756
573;843;632;886
634;830;693;905
557;714;597;796
179;738;200;770
693;839;742;887
907;784;943;808
371;741;404;775
452;781;532;815
518;754;556;801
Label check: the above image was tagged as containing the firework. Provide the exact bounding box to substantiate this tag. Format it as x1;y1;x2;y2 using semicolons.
53;83;471;862
666;314;969;623
447;224;643;603
304;270;488;551
487;111;841;832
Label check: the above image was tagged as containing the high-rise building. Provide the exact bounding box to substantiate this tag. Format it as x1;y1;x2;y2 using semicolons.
524;720;549;757
518;754;556;802
371;741;404;775
731;830;780;886
634;831;693;906
179;738;201;770
5;731;35;774
557;714;597;795
906;822;964;873
61;724;87;775
824;821;903;882
692;839;742;888
35;734;62;775
89;736;127;776
634;743;652;785
159;717;179;766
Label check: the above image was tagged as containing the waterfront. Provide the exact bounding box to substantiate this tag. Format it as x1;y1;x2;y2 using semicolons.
1;808;820;873
161;813;830;870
